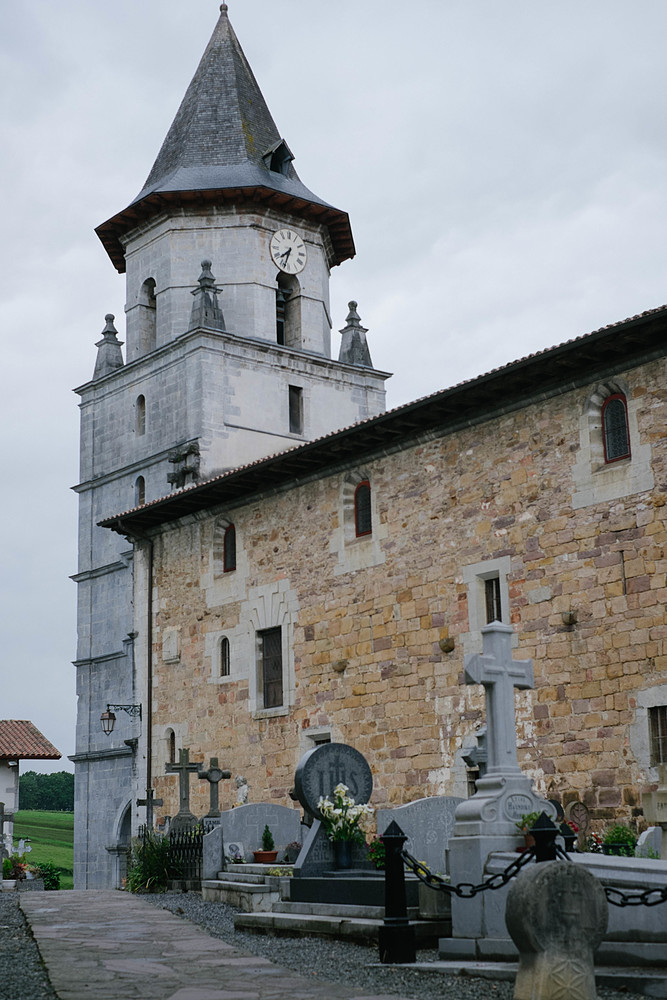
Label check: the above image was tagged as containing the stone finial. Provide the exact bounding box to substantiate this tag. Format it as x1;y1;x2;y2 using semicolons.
338;301;374;368
93;314;124;380
220;3;228;13
190;260;226;332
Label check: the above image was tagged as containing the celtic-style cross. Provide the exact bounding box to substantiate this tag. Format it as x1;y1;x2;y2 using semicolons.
464;622;533;775
137;787;164;830
198;757;232;818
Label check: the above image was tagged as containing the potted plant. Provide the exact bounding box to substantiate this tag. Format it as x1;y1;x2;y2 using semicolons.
515;812;541;848
367;836;386;870
602;824;637;858
253;825;278;863
318;782;374;869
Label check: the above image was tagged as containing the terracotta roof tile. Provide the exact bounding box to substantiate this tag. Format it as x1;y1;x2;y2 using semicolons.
0;721;61;760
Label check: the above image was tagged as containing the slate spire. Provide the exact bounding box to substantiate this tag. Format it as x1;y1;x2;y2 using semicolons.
338;302;374;369
93;314;124;380
139;3;289;197
96;6;355;273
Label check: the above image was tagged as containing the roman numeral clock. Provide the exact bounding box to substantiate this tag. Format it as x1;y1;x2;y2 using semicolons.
269;228;307;274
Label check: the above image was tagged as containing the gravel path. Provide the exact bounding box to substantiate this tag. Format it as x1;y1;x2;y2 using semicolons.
0;888;652;1000
143;891;650;1000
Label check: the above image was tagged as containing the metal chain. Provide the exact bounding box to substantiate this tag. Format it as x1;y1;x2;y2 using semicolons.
401;846;536;899
604;885;667;908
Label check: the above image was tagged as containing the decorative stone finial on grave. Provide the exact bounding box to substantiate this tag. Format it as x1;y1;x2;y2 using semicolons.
235;775;249;806
190;260;226;331
198;757;232;818
506;861;608;1000
93;314;124;380
454;622;554;838
165;748;201;832
338;301;374;368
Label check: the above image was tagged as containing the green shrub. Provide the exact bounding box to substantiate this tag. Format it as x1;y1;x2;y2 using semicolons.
261;825;275;851
126;831;173;893
31;861;61;891
603;824;637;857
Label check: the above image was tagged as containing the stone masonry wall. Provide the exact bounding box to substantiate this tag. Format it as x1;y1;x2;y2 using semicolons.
150;357;667;830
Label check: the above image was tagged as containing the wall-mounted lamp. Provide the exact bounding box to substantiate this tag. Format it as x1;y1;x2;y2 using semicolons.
100;704;142;736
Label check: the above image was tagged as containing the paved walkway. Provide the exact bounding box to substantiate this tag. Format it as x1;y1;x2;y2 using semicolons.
19;891;409;1000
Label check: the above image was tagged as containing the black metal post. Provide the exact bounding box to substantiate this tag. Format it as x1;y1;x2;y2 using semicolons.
559;821;577;853
531;812;558;862
378;821;416;964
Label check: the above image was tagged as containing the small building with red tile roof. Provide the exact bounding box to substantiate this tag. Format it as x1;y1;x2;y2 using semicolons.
0;721;61;847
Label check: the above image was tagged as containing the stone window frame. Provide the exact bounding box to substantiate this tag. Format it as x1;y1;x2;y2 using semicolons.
571;376;653;509
462;556;513;655
135;394;146;436
649;705;667;766
288;384;304;436
257;626;283;709
332;469;386;576
243;581;296;720
223;524;236;573
629;685;667;780
354;480;372;537
219;636;231;678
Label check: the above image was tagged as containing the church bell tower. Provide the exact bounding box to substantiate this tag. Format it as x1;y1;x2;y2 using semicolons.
72;4;389;888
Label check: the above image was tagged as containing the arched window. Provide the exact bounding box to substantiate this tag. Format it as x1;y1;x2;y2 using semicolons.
602;393;631;463
135;476;145;506
167;729;176;764
136;395;146;436
220;636;230;677
223;524;236;572
354;480;372;537
275;273;301;348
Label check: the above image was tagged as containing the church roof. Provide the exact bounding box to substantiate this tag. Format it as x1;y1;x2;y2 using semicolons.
100;301;667;536
96;5;354;272
0;721;61;760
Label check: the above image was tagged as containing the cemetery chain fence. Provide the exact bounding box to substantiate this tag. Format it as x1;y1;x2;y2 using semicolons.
400;846;667;907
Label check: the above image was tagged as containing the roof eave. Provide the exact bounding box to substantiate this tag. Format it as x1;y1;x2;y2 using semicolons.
96;187;355;273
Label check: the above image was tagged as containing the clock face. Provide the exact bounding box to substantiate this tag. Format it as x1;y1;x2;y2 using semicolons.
270;228;307;274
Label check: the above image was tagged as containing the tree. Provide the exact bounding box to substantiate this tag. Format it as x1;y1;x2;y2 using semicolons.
18;771;74;811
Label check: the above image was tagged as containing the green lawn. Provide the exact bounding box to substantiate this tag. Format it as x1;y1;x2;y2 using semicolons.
13;811;74;890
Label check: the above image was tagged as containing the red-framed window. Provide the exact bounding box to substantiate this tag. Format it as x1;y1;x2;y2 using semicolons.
602;394;631;463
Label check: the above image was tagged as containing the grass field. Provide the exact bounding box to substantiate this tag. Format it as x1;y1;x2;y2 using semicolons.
13;811;74;890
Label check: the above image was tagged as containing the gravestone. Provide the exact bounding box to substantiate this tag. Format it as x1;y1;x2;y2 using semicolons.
446;622;555;948
219;803;301;860
293;743;374;876
636;826;663;859
506;861;608;1000
165;748;201;832
565;800;590;851
376;796;463;875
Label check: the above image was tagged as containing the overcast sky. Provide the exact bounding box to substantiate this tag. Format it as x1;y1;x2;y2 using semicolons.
3;0;667;774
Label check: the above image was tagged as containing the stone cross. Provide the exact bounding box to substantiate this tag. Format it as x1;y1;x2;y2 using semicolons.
137;787;164;830
464;621;533;775
198;757;232;818
165;748;200;828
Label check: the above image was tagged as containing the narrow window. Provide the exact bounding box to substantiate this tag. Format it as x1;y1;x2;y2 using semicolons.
223;524;236;572
484;577;502;623
136;395;146;436
135;476;146;506
260;627;283;708
354;481;372;537
167;729;176;764
220;637;230;677
649;705;667;765
276;288;287;345
602;394;630;463
289;386;303;435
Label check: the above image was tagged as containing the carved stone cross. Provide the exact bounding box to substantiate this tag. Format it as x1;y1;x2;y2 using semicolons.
198;757;232;818
165;748;200;827
464;621;533;775
137;787;164;830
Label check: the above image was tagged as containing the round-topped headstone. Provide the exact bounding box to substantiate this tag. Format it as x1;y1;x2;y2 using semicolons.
294;743;373;820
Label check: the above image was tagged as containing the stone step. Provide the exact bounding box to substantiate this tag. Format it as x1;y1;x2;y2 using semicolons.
224;863;294;876
234;911;451;945
202;879;280;913
215;871;270;885
272;900;421;920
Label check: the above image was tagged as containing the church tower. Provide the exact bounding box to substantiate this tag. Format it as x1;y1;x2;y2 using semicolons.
72;5;389;888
